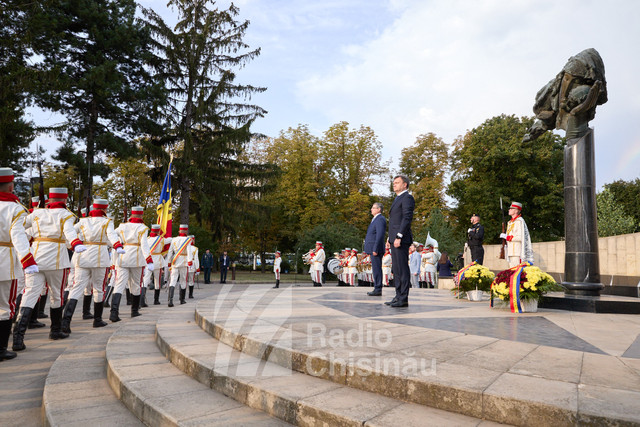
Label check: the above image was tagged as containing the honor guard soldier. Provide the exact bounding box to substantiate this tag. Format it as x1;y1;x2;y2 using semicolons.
272;251;282;288
422;234;440;288
144;224;166;305
13;187;86;351
187;235;199;298
0;168;38;360
61;198;124;332
311;241;325;287
104;249;116;307
347;249;358;286
500;202;534;267
382;243;393;287
111;206;153;322
166;224;191;307
467;214;485;265
22;197;47;328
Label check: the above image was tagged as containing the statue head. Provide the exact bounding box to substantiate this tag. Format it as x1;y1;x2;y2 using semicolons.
524;48;607;142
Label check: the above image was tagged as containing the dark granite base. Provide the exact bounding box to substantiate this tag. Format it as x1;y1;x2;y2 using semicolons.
540;293;640;314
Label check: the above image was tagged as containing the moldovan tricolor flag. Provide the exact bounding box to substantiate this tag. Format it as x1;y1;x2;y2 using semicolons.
156;158;172;238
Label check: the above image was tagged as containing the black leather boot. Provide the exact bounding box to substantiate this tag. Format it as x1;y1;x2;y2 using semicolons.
62;290;69;305
93;302;107;328
140;287;148;308
273;280;280;289
0;320;17;361
104;285;112;308
12;294;22;324
188;285;194;298
61;298;78;334
82;295;93;319
109;293;122;323
168;287;175;307
179;288;186;304
153;289;161;305
49;307;69;340
125;289;131;305
12;307;31;351
28;302;46;329
37;292;48;318
131;295;141;318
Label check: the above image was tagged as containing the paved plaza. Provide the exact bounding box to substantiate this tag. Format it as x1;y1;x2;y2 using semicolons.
1;283;639;426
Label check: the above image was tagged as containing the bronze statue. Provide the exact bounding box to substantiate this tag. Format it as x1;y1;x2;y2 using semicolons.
523;48;607;142
524;48;608;297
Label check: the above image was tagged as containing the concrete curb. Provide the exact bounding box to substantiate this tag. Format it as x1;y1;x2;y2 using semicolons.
105;312;289;426
42;327;143;427
193;291;640;426
156;304;496;426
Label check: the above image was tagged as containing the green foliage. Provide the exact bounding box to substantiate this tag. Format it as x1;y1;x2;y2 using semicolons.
415;207;464;258
596;188;636;237
142;0;269;242
296;215;363;271
28;0;163;197
399;133;449;230
0;0;35;172
448;114;565;244
604;179;640;232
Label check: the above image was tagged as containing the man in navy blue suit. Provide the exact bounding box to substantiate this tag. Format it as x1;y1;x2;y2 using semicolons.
385;175;415;307
363;202;387;296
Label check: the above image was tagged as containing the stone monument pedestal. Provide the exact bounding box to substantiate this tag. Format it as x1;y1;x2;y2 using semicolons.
562;128;604;297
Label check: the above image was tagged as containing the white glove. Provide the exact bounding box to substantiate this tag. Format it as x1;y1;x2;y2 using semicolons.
24;265;39;274
116;247;126;254
499;233;507;240
74;244;87;253
147;263;154;272
468;228;473;233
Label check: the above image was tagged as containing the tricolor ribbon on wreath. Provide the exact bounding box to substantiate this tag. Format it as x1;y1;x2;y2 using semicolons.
454;261;476;299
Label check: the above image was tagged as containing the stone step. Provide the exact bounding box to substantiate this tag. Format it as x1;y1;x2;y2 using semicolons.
192;289;640;426
156;304;501;426
42;327;143;427
105;311;290;426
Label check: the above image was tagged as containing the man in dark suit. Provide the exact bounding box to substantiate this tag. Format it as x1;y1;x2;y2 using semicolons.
385;175;415;307
219;251;231;283
364;202;387;296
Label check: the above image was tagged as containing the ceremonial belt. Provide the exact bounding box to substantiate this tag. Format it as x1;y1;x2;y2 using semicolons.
84;241;107;246
152;250;163;255
124;243;141;246
34;237;65;244
0;242;12;247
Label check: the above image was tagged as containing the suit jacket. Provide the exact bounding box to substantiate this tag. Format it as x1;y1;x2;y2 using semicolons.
219;255;231;269
364;214;386;255
387;191;415;246
202;252;214;268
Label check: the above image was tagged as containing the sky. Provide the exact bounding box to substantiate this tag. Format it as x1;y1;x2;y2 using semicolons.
29;0;640;192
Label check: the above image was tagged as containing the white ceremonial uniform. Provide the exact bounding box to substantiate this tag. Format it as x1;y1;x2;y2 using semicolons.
23;206;81;309
167;235;192;290
347;255;358;286
382;252;392;286
114;221;152;296
422;250;437;287
0;198;34;320
143;233;165;290
312;248;325;284
187;245;199;287
274;256;282;280
71;214;121;302
506;215;533;268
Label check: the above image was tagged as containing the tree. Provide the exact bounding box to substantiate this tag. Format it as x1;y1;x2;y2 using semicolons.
28;0;162;202
415;207;464;258
93;156;160;226
448;114;565;244
604;178;640;232
297;215;362;273
398;133;449;230
596;188;636;237
142;0;268;236
0;0;35;172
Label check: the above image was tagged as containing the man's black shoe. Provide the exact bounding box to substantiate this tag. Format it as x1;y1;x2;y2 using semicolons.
390;301;408;307
367;291;382;296
384;299;397;305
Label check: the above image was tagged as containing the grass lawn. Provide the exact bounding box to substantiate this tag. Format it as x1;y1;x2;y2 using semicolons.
212;269;321;284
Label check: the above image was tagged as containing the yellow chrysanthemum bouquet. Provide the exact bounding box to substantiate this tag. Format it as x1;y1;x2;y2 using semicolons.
453;262;495;298
491;264;563;311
